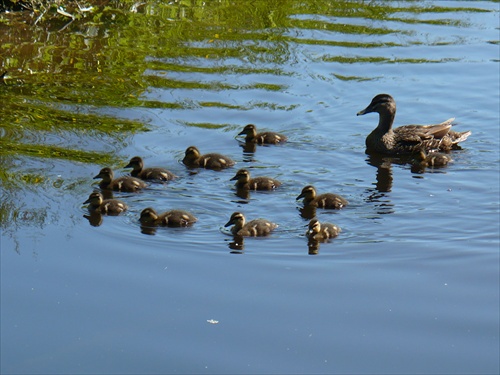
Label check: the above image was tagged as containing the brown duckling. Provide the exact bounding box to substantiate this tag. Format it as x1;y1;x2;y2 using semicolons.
238;124;287;144
296;185;348;209
84;191;128;215
357;94;471;155
306;218;341;242
182;146;235;170
94;167;147;192
416;149;453;168
224;212;278;237
125;156;176;181
139;207;197;227
230;168;281;190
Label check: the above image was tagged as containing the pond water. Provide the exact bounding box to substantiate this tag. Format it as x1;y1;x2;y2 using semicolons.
1;1;499;374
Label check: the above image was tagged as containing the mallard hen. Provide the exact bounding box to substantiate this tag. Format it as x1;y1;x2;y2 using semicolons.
357;94;471;155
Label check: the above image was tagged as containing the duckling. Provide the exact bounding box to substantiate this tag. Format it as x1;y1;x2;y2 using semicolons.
230;168;281;190
357;94;471;155
238;124;287;144
416;149;453;168
306;218;341;242
139;207;197;227
83;191;128;215
125;156;176;181
296;185;348;209
182;146;235;170
224;212;278;237
94;167;147;192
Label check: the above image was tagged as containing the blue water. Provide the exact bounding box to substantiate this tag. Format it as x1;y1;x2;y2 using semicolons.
1;1;499;374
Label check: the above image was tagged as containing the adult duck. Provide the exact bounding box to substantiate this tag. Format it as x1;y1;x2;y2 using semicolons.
357;94;471;155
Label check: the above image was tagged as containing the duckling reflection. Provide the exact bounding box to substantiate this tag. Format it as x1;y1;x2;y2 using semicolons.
307;239;321;255
298;205;317;220
227;235;245;254
83;211;103;227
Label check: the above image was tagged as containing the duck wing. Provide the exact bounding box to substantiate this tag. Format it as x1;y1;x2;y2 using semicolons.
395;118;455;139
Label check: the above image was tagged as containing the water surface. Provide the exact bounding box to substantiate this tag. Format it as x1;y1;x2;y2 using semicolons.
1;1;499;374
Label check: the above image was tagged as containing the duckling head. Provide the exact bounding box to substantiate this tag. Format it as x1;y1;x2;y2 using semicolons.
84;192;104;207
125;156;144;171
230;169;251;183
94;167;114;181
224;212;246;229
140;207;159;225
238;124;257;137
307;219;321;236
183;146;201;162
296;185;317;201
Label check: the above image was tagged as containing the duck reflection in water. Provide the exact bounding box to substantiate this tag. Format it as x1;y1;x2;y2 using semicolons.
364;152;397;215
83;211;104;227
227;235;245;254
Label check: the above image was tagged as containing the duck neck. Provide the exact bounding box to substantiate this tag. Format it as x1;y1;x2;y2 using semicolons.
376;108;395;133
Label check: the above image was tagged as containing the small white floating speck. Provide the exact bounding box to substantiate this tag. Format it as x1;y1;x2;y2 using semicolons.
207;319;219;324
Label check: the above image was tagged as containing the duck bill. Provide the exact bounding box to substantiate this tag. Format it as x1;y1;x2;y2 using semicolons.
296;193;305;201
224;220;234;227
93;174;101;179
356;107;371;116
83;198;91;204
124;162;133;169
